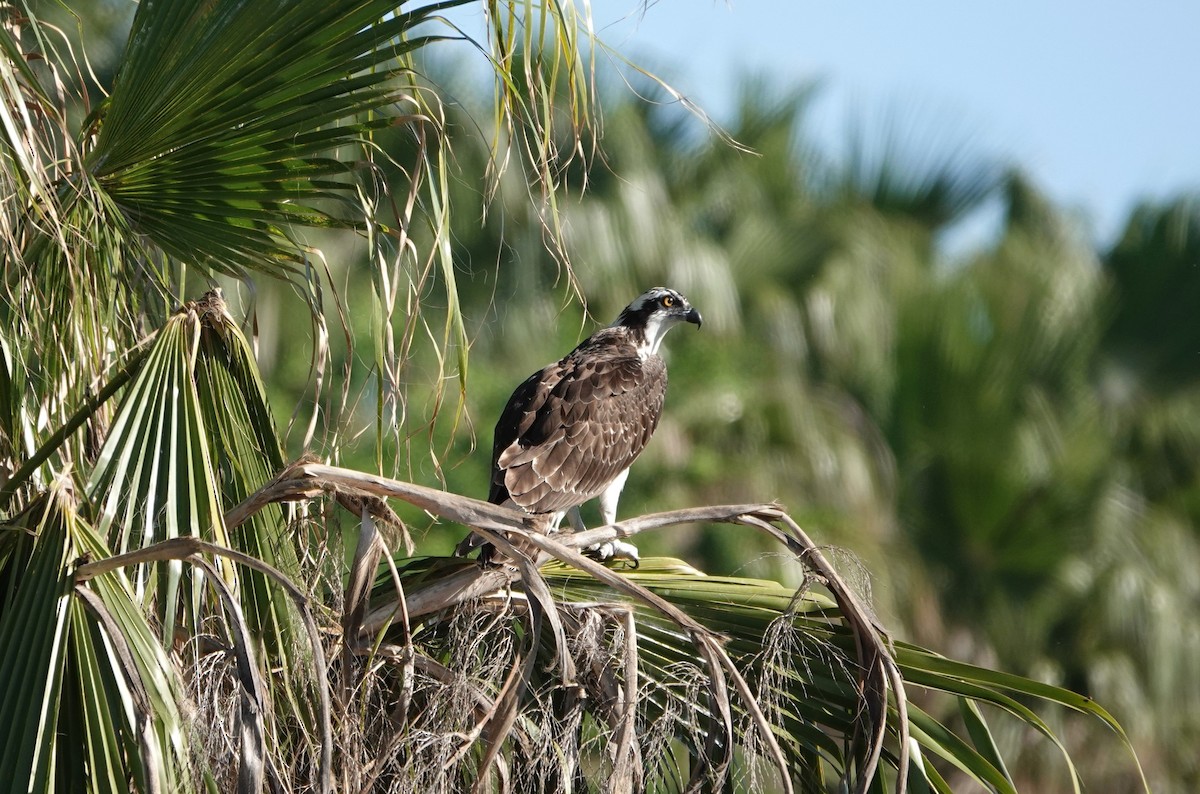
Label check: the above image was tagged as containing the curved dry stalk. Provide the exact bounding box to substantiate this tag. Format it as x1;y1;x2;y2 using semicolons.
224;461;906;792
372;527;416;733
73;586;166;794
735;510;906;793
344;508;385;646
447;523;583;791
342;503;422;762
518;530;778;794
599;606;641;792
74;536;334;794
191;557;267;794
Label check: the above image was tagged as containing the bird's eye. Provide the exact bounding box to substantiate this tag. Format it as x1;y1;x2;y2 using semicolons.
661;295;675;307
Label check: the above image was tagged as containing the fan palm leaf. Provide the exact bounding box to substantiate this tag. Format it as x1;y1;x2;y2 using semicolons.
0;481;193;794
85;0;468;276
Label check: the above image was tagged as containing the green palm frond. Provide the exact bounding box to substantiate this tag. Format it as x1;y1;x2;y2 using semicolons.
85;296;235;641
541;558;1141;793
76;290;324;763
0;482;194;794
1103;194;1200;384
87;0;472;277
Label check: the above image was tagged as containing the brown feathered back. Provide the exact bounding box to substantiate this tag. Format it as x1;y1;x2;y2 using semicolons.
490;326;666;514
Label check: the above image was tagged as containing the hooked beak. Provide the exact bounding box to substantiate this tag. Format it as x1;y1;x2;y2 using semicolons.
685;307;703;328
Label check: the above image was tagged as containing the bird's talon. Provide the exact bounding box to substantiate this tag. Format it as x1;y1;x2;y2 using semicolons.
585;539;639;567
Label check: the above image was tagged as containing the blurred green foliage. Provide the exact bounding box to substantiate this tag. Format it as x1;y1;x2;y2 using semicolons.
58;5;1197;787
245;75;1200;790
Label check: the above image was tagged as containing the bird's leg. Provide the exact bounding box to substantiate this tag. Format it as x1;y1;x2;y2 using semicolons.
549;513;573;537
583;468;639;567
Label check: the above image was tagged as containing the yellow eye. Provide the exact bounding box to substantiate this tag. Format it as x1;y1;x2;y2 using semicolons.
661;295;675;307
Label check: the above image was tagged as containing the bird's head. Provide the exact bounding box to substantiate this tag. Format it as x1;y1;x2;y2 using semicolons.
613;287;702;355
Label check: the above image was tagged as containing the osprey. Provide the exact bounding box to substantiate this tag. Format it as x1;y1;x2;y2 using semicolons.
459;287;702;565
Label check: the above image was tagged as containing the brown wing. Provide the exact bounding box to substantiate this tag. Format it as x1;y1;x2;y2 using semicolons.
490;333;666;515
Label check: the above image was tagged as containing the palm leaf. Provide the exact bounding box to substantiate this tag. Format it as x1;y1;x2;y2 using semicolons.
221;461;1142;793
190;292;299;636
0;488;74;789
78;290;331;778
73;534;337;794
87;0;471;277
539;559;1118;792
189;291;323;760
0;481;195;793
85;296;234;645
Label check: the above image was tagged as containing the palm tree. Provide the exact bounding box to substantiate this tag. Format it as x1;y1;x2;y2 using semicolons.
0;2;1140;792
414;74;1192;791
540;75;1200;791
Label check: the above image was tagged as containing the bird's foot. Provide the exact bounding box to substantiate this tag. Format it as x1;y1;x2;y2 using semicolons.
584;539;640;568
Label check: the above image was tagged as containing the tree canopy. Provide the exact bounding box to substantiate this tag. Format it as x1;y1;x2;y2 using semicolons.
1;1;1183;792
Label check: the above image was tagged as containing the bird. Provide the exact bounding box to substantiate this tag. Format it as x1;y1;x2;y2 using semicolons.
457;287;702;566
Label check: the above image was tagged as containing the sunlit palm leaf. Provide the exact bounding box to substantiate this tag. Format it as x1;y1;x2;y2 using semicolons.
0;9;64;230
189;291;320;749
0;482;194;793
192;292;293;552
79;289;321;767
85;299;235;643
87;0;472;276
0;489;74;789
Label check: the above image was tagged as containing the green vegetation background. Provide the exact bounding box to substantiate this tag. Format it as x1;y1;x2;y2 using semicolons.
68;5;1200;790
268;84;1199;791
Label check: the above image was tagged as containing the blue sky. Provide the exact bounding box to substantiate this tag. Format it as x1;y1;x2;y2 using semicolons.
583;1;1200;244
